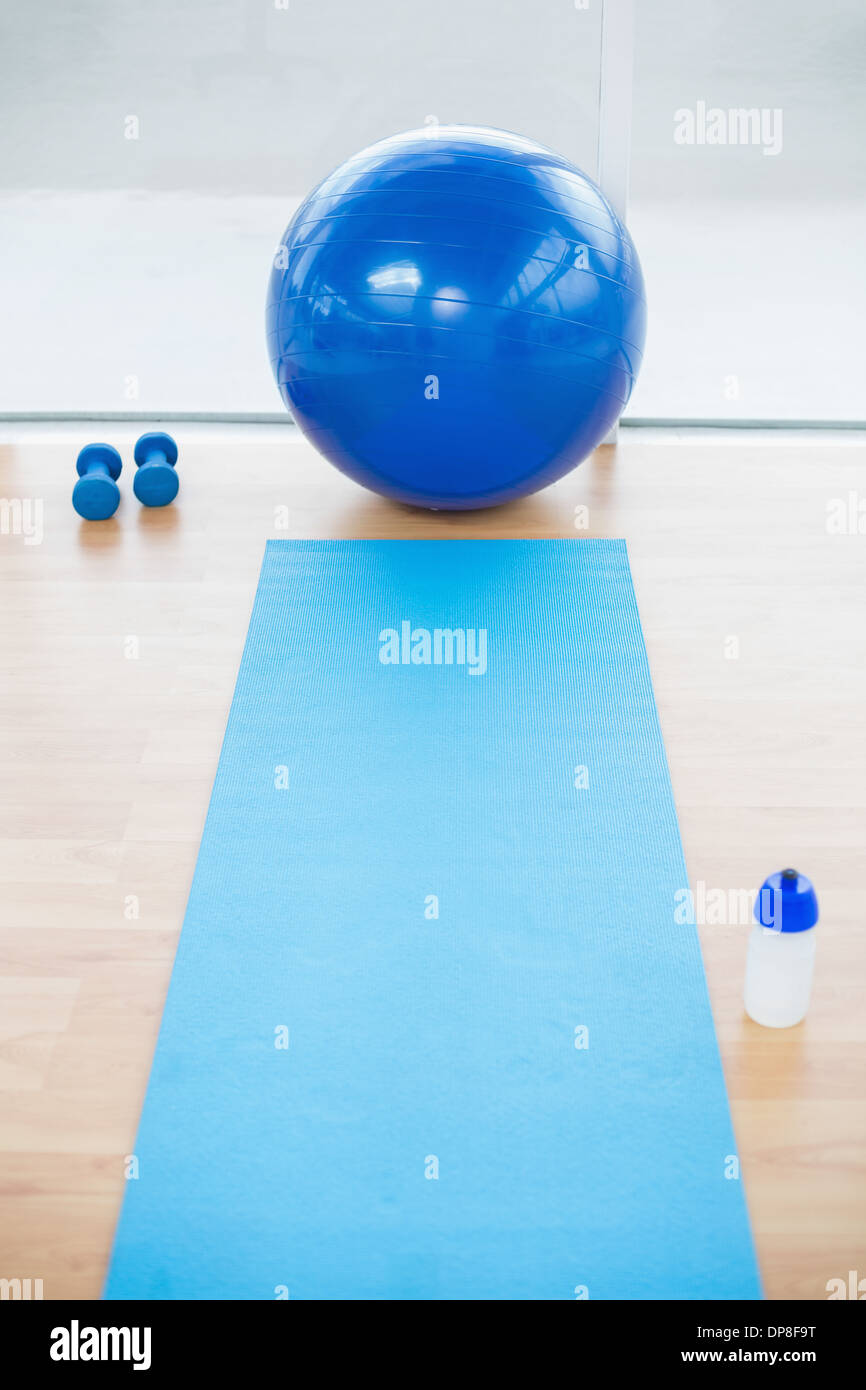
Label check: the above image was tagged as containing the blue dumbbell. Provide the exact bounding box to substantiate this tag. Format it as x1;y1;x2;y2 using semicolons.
72;443;123;520
133;432;179;507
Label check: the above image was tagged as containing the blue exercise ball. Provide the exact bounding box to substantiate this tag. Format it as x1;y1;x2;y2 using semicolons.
266;125;646;510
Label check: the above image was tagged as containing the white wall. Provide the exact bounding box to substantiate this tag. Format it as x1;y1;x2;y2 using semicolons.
0;0;863;420
0;1;602;194
627;0;866;421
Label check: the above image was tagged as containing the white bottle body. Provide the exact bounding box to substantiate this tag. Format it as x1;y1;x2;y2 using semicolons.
743;924;816;1028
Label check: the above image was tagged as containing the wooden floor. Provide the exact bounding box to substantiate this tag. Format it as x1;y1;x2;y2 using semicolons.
1;425;864;1300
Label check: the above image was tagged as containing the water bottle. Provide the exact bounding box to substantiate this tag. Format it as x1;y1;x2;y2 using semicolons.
743;868;819;1028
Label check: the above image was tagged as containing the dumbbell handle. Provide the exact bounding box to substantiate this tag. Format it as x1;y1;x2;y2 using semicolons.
138;447;171;468
83;459;116;479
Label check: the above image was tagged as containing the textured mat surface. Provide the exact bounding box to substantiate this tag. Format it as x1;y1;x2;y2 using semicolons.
105;539;760;1300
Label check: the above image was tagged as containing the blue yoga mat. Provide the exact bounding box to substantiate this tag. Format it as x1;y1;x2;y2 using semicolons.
106;539;760;1300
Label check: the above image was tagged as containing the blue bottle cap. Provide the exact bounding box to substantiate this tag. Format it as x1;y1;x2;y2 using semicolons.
754;868;819;933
